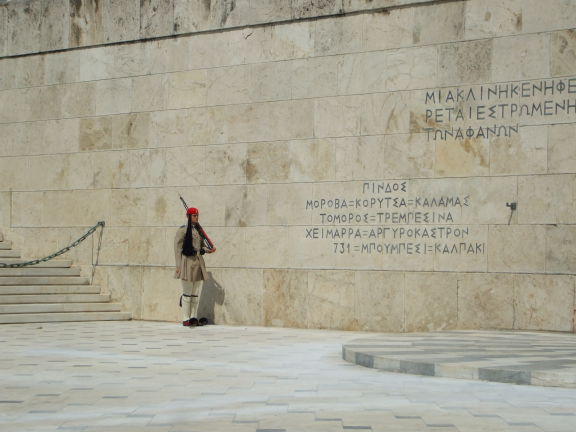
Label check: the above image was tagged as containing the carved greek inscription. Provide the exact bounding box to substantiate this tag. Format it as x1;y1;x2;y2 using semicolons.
423;78;576;141
304;182;485;257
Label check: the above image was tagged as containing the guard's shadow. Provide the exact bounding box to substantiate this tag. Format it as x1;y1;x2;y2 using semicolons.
198;272;225;324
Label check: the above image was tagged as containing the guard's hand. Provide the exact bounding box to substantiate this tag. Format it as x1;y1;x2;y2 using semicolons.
206;248;216;254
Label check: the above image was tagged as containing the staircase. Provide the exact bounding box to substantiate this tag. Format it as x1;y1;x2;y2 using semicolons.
0;231;131;324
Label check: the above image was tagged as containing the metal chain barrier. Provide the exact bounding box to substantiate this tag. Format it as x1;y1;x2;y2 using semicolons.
0;221;106;268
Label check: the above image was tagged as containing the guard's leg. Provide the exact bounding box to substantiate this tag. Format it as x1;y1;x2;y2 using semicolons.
181;280;194;326
189;280;203;319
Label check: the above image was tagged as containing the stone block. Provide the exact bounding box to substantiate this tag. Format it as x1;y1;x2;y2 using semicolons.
96;227;130;266
0;58;16;91
11;192;42;228
291;56;339;99
354;271;405;332
364;8;414;51
188;29;245;69
244;227;289;269
44;51;80;86
314;95;363;138
149;110;197;149
206;65;250;106
101;0;140;43
266;183;314;226
405;272;458;332
488;225;546;273
79;117;114;152
548;124;576;174
307;270;356;330
109;189;150;227
492;34;550;82
41;190;112;228
131;74;167;112
166;70;207;109
204;143;247;185
413;1;464;45
551;29;576;77
141;266;181;322
434;225;488;273
5;0;41;55
221;185;268;227
518;174;575;224
435;136;490;177
335;136;383;181
490;125;547;175
62;82;96;118
0;123;20;157
143;38;189;75
86;150;131;189
406;176;516;225
514;274;575;331
211;268;264;326
140;0;174;39
457;273;514;329
288;139;335;182
14;56;44;88
246;141;290;184
104;265;144;320
69;0;103;48
387;46;438;92
263;269;309;328
464;0;523;39
438;40;492;86
546;225;576;274
128;148;168;188
249;61;292;102
32;85;64;122
226;100;314;144
95;79;132;116
338;51;388;95
164;145;206;187
0;157;30;191
40;0;70;51
0;192;11;229
217;0;277;26
0;7;5;57
361;92;411;135
522;0;576;33
313;14;361;56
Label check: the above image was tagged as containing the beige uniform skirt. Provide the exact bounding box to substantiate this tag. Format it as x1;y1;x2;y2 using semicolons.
174;226;208;282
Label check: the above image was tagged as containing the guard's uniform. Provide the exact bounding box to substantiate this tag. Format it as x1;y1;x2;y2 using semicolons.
174;212;209;325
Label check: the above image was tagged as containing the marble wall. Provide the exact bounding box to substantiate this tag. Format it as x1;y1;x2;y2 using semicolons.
0;0;575;332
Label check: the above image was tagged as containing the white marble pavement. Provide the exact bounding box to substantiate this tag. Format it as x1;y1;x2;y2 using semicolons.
0;321;575;432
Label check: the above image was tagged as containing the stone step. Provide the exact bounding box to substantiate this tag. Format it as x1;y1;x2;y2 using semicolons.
0;241;12;249
0;250;21;258
0;276;90;286
0;311;131;324
0;259;72;268
0;267;81;277
0;294;111;304
0;302;121;314
0;285;100;295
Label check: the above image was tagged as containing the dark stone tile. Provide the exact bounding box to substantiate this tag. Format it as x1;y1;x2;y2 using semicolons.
478;368;531;385
400;361;435;376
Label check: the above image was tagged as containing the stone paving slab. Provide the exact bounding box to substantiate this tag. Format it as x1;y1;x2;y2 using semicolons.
1;322;576;432
343;331;576;389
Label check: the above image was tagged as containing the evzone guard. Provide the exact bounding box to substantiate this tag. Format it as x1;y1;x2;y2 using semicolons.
174;199;216;327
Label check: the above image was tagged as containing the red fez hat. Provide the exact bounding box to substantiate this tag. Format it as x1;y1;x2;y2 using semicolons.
186;207;199;215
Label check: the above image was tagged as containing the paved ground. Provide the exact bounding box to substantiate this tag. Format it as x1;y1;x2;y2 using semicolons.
1;322;576;432
343;331;576;388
